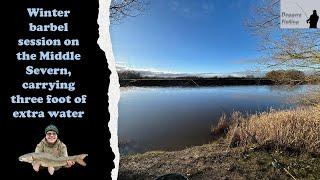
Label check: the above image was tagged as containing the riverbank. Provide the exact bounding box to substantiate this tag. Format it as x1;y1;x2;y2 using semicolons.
120;78;274;87
119;140;320;180
119;106;320;179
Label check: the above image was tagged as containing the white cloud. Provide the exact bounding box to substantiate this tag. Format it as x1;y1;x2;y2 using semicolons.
116;63;185;77
116;63;264;78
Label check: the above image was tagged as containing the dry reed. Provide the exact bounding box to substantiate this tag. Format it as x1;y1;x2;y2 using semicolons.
225;106;320;154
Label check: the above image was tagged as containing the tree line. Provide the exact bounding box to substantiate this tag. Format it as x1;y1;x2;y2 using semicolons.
265;70;319;84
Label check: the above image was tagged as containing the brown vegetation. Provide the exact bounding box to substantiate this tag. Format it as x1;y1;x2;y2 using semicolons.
120;139;320;179
265;70;305;84
225;106;320;155
120;104;320;179
210;114;229;139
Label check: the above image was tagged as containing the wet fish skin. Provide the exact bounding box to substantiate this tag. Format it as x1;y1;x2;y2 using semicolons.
19;152;88;175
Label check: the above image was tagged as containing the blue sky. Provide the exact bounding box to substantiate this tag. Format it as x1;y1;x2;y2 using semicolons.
111;0;263;77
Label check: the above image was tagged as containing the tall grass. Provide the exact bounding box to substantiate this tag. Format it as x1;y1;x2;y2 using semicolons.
222;106;320;154
211;114;229;138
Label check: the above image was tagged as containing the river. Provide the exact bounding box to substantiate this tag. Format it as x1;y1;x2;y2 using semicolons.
118;85;316;154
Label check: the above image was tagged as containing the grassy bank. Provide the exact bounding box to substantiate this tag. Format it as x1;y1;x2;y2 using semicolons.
119;105;320;179
119;141;320;179
221;105;320;155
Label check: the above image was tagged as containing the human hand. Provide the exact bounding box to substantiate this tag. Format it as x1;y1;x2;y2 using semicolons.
65;160;75;168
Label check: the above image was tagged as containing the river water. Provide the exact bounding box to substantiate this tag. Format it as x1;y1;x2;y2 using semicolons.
118;85;315;154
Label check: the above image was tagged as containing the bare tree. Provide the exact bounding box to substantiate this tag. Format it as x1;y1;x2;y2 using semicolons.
247;0;320;106
265;69;305;84
117;70;142;79
110;0;149;23
247;0;320;72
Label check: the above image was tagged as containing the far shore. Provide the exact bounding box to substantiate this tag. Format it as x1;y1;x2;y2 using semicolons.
119;78;275;87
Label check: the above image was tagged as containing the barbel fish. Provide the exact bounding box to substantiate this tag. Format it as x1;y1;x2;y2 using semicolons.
19;152;88;175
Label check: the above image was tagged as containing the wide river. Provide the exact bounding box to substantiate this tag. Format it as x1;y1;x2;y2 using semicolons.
118;85;316;154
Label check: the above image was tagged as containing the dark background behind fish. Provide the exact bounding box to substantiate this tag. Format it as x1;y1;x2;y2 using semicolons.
1;0;113;179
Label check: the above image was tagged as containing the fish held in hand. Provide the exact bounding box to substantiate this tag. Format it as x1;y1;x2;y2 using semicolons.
19;152;88;175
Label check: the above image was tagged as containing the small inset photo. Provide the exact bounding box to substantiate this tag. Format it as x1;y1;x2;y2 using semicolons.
18;124;88;175
281;0;319;28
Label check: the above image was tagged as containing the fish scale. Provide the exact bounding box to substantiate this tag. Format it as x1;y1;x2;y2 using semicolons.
19;152;88;175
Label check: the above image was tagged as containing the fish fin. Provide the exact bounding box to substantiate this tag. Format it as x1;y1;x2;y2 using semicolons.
48;167;54;175
76;154;88;166
32;161;40;172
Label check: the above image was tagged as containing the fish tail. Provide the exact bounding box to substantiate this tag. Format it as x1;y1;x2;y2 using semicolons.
76;154;88;166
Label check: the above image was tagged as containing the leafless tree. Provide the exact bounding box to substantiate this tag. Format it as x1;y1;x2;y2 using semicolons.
246;0;320;72
117;70;142;79
110;0;149;23
247;0;320;106
265;69;305;84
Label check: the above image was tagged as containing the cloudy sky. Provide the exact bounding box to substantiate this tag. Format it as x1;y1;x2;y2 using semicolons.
110;0;264;77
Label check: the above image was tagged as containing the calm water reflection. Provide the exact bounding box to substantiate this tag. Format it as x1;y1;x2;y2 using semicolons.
118;85;315;153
